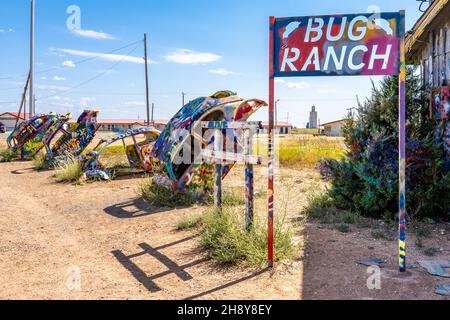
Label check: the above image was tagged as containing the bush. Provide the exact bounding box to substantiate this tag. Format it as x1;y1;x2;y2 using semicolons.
176;215;204;230
53;158;83;183
199;207;296;266
0;147;17;162
33;151;48;170
317;66;450;219
139;178;196;208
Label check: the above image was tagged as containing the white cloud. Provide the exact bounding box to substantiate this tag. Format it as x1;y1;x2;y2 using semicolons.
71;28;116;40
36;84;70;91
164;49;221;64
286;81;310;89
52;76;66;81
62;60;76;68
80;97;97;106
125;101;146;106
209;68;243;76
59;48;156;65
275;79;285;84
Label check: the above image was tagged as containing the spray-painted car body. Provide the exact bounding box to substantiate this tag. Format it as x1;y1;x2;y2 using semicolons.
81;127;161;180
45;110;100;164
7;113;72;160
151;91;267;191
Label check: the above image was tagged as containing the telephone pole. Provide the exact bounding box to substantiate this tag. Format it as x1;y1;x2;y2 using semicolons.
144;33;150;126
151;102;154;125
29;0;35;118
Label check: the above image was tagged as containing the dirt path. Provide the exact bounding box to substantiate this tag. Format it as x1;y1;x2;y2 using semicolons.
0;160;448;300
0;161;301;300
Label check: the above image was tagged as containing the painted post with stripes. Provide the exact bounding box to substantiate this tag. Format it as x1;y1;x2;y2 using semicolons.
398;10;407;273
245;129;255;230
268;16;275;268
214;128;223;209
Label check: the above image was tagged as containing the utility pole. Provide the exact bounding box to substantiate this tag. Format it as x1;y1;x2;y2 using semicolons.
275;99;280;127
144;33;150;126
182;92;187;106
29;0;35;118
151;102;154;125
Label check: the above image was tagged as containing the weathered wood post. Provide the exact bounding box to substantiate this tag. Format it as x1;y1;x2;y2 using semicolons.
245;128;254;230
214;128;222;209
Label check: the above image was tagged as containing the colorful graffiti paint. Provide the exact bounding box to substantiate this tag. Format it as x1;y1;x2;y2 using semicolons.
431;87;450;171
7;113;72;160
151;91;267;192
46;110;100;164
81;127;160;180
273;12;403;77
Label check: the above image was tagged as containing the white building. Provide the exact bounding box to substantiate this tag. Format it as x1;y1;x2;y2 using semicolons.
322;119;346;137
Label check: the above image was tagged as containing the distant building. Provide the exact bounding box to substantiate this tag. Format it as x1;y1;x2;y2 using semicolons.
259;121;294;134
0;112;29;131
322;119;346;137
309;106;318;129
90;119;168;132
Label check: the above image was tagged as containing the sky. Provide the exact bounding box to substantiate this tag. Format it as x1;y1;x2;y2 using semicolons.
0;0;425;127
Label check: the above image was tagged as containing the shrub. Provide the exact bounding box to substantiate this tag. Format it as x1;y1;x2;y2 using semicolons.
33;151;48;170
176;215;204;230
53;158;83;183
139;178;196;208
199;207;296;266
316;66;450;219
0;147;17;163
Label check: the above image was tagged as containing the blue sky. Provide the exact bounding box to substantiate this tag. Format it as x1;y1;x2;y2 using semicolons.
0;0;424;127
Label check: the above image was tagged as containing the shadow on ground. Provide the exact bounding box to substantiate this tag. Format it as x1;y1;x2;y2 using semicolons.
104;197;188;218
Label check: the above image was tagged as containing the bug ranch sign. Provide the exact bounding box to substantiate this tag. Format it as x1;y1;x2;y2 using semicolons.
267;11;407;272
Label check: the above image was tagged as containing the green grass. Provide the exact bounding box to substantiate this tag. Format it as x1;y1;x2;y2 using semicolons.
198;206;297;266
256;135;346;169
176;215;204;230
290;128;321;135
423;247;439;256
53;158;83;183
336;224;351;233
32;150;48;170
139;178;196;208
0;147;17;162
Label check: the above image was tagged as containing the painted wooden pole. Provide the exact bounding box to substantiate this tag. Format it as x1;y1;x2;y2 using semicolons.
398;10;407;273
245;129;254;230
214;128;222;209
268;16;275;268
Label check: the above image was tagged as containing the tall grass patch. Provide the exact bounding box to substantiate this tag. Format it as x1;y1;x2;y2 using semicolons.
139;178;196;208
0;147;17;163
33;150;48;170
53;157;83;183
199;207;296;266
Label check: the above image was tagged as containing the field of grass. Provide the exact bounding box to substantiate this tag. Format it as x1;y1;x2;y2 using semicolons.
255;134;347;169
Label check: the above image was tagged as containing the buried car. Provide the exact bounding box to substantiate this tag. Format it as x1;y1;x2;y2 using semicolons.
81;127;161;180
7;113;72;160
44;110;100;165
151;90;267;192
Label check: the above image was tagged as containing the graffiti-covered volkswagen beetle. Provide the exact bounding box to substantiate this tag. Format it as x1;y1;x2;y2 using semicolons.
81;127;161;180
7;113;72;160
151;90;267;192
45;110;100;165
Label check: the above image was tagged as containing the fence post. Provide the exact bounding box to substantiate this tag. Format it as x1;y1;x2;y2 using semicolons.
214;128;222;209
245;129;254;230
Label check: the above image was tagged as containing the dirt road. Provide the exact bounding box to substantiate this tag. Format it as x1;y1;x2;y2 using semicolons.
0;160;448;300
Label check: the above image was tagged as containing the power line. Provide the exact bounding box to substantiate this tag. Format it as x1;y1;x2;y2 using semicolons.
37;43;141;102
0;39;143;81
